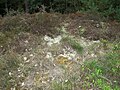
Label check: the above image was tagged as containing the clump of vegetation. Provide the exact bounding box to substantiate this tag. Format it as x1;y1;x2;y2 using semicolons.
69;39;83;54
63;36;83;54
0;52;20;89
82;43;120;89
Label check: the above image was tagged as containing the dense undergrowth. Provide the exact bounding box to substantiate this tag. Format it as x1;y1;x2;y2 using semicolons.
0;0;120;21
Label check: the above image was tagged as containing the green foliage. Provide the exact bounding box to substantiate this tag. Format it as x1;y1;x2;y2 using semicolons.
28;0;42;13
83;43;120;89
51;0;82;13
80;0;120;21
0;0;120;21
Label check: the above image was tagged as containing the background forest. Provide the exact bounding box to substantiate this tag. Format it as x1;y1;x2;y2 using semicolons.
0;0;120;21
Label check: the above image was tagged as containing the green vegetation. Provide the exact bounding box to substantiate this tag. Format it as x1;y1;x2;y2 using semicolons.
81;43;120;89
52;43;120;90
62;36;83;54
0;0;120;21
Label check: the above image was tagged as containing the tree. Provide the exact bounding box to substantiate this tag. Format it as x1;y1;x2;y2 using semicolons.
25;0;29;13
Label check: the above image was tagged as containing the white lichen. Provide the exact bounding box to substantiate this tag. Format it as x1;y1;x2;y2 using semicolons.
44;35;62;46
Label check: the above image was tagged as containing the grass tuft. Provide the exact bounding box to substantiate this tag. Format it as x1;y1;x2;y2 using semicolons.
0;52;20;89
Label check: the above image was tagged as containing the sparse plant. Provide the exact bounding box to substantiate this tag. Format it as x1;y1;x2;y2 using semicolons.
69;39;83;54
63;36;83;54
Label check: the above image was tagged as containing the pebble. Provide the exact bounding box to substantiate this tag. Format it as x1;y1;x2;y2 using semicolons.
23;57;27;60
26;60;30;63
25;49;28;52
42;81;47;84
18;68;21;72
21;82;25;86
34;64;38;67
65;79;68;82
24;40;29;43
29;54;34;57
9;72;12;76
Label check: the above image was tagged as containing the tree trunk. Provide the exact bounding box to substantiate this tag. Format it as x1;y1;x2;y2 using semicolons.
25;0;29;13
5;0;8;14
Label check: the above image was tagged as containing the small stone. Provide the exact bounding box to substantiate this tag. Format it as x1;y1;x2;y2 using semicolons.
26;60;30;63
21;82;25;86
25;49;28;52
65;80;68;82
9;72;12;76
36;72;39;74
47;79;50;82
18;69;21;72
23;57;27;60
42;81;47;84
29;54;34;57
93;40;100;43
18;75;21;77
53;64;56;66
34;64;38;67
24;40;29;43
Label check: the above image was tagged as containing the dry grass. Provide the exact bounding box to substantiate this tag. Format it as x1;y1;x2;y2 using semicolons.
0;13;120;90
